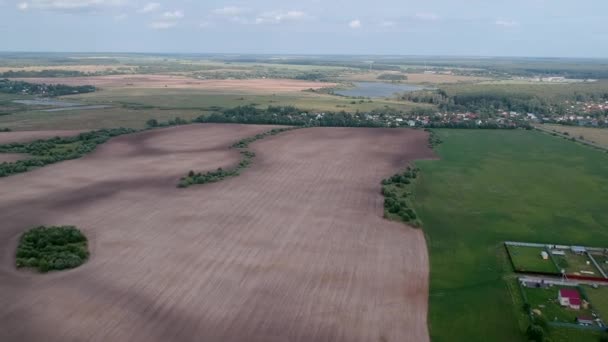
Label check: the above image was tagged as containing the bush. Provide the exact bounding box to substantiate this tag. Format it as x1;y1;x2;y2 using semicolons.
16;226;89;273
526;324;545;342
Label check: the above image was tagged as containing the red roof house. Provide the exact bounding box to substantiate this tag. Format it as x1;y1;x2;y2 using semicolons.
558;289;581;310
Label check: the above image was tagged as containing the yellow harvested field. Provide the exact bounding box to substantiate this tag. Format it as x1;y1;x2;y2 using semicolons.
0;65;134;73
543;124;608;149
11;75;336;93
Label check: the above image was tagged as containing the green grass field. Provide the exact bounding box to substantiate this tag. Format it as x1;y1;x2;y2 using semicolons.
553;251;600;276
73;88;431;112
414;129;608;341
507;245;559;273
0;107;206;130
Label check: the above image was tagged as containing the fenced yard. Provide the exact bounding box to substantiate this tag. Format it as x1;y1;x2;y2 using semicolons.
506;244;559;274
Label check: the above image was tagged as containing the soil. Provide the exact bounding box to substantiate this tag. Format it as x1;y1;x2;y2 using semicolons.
0;124;434;342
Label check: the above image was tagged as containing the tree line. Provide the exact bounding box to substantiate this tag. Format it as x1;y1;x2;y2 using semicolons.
0;127;135;177
0;79;96;97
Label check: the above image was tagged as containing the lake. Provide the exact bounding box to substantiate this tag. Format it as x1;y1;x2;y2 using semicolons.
334;82;423;98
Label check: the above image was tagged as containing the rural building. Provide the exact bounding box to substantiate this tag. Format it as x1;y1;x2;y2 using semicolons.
572;246;586;254
541;251;549;260
558;288;581;310
577;316;594;325
551;250;566;256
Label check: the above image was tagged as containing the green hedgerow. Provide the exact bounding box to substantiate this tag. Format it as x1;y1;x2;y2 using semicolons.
16;226;89;273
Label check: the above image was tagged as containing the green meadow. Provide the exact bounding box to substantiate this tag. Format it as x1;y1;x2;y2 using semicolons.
413;129;608;341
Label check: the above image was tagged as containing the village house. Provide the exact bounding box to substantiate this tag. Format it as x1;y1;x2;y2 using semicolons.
558;288;581;310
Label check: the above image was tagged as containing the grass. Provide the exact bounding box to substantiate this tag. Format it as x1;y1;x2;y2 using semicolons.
414;129;608;341
590;253;608;275
524;286;592;324
507;245;559;273
585;286;608;319
0;106;206;131
553;251;600;276
72;88;433;112
16;226;89;273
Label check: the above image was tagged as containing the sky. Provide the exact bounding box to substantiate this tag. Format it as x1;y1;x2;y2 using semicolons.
1;0;607;57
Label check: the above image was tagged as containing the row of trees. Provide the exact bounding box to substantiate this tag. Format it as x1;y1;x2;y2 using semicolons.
178;127;296;188
197;105;384;127
0;79;95;97
0;70;86;78
382;166;421;226
0;127;136;177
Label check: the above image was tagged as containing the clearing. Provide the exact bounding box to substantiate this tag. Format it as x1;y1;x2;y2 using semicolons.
0;124;433;342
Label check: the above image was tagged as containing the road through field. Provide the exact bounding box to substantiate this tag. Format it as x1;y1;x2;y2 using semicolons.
0;124;433;342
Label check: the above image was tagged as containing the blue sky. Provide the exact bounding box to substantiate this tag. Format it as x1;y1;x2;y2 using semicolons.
1;0;607;57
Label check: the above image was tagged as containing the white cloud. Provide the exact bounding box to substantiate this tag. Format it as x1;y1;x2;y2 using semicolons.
213;6;248;16
149;21;176;29
139;2;160;13
495;19;520;28
415;12;439;21
349;19;361;29
163;10;184;19
255;10;306;24
15;0;127;12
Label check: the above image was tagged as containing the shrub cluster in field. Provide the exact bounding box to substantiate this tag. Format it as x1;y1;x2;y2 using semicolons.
16;226;89;273
178;152;253;188
0;127;11;132
425;128;443;148
382;166;422;227
178;127;296;188
0;128;136;177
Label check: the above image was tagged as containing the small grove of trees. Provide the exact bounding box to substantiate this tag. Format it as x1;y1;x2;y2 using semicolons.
0;79;95;97
0;127;11;132
525;315;550;342
382;166;421;226
146;117;189;128
377;73;408;81
16;226;89;273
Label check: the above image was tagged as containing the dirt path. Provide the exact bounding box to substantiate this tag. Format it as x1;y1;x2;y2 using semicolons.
0;124;433;342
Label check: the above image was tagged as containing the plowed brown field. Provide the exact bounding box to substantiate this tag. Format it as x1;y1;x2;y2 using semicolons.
0;124;433;342
0;153;27;163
